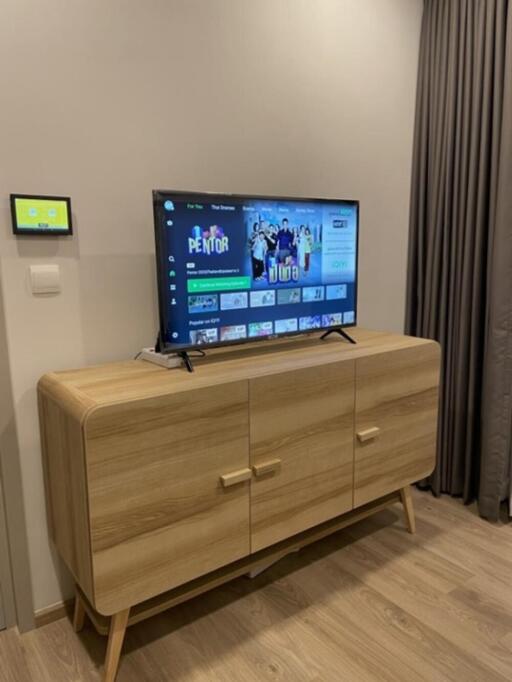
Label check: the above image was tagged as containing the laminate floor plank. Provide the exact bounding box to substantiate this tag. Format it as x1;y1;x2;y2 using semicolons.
21;619;102;682
130;575;382;681
334;531;512;679
397;512;512;588
220;575;428;682
256;562;452;682
1;490;511;682
343;513;475;593
340;522;508;638
413;495;512;558
278;545;497;682
413;493;512;544
449;577;512;629
0;627;32;682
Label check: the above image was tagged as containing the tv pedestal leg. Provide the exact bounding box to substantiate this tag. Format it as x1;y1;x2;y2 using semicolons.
104;608;130;682
320;327;356;344
400;486;416;534
178;351;195;373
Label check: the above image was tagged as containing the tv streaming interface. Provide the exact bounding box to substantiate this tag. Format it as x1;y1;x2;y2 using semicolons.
156;194;358;348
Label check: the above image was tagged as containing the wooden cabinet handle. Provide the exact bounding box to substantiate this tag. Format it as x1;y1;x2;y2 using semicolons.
357;427;381;443
220;468;252;488
252;459;282;477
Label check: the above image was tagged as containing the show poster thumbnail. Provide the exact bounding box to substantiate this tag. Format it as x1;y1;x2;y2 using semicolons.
244;199;356;290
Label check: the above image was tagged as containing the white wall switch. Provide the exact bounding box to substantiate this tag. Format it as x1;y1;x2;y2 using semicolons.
30;265;61;295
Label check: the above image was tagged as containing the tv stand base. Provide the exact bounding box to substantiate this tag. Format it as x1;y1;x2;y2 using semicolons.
178;351;195;373
320;327;357;344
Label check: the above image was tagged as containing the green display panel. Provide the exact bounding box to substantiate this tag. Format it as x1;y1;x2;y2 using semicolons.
10;194;72;235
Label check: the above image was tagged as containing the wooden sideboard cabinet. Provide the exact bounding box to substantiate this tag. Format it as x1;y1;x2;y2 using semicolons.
38;328;440;682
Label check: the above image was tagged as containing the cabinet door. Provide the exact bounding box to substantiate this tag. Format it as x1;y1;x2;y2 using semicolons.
250;362;354;552
354;343;440;507
85;381;250;615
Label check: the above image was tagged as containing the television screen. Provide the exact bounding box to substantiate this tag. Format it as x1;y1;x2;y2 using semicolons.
153;191;358;352
10;194;72;235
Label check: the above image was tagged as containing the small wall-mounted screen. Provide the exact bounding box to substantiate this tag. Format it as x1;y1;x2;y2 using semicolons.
10;194;72;235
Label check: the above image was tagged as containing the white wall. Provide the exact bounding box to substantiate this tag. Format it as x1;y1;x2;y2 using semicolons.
0;0;423;612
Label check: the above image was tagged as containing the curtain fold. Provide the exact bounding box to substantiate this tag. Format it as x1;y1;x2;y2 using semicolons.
479;5;512;518
406;0;512;519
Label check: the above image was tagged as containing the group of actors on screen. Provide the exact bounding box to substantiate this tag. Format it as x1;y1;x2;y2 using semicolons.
249;218;315;281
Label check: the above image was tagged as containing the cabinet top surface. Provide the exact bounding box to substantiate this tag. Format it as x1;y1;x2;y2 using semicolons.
38;328;439;418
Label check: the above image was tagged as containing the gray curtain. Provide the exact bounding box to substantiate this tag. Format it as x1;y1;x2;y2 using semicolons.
406;0;512;520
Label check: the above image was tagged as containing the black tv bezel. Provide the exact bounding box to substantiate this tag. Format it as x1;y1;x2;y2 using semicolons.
10;193;73;236
153;189;359;354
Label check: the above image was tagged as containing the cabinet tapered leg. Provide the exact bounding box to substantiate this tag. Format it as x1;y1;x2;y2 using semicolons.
400;486;416;534
104;608;130;682
73;590;86;633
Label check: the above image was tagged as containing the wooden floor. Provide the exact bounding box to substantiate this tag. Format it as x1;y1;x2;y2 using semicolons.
1;489;512;682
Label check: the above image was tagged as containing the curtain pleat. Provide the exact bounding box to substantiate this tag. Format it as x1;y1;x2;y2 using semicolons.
479;4;512;518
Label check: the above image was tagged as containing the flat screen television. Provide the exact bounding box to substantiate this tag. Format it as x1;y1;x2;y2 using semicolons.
153;190;358;353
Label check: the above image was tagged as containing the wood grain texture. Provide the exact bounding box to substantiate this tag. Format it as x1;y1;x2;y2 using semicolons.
354;341;440;507
85;381;251;615
0;627;33;682
104;609;129;682
339;517;512;680
5;490;512;682
400;485;416;533
37;327;441;640
38;328;434;408
250;361;355;551
76;492;401;636
37;390;94;604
